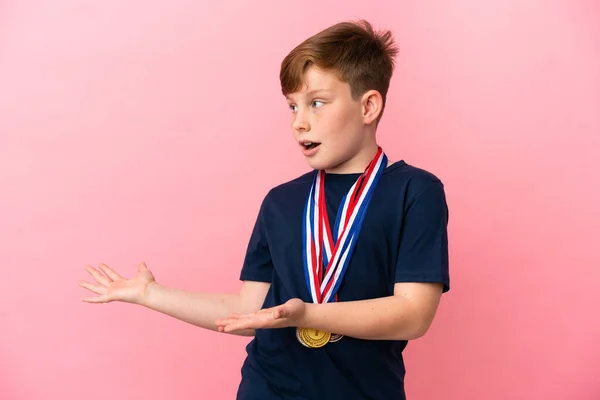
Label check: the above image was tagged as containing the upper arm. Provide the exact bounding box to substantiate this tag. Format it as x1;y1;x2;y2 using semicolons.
239;281;270;313
395;179;450;292
393;179;449;336
238;193;273;312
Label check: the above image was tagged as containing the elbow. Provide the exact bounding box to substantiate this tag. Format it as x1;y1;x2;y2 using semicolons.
408;324;430;340
396;317;434;341
401;302;440;340
402;326;427;341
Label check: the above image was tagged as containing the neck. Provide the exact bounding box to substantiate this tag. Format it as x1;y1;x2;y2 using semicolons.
325;143;383;174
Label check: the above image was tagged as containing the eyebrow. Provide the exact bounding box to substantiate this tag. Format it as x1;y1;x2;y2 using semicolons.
286;89;332;101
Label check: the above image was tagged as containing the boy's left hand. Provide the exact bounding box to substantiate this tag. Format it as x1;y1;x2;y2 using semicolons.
215;298;306;333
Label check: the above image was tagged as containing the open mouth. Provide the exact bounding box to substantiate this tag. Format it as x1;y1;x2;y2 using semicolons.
301;141;321;150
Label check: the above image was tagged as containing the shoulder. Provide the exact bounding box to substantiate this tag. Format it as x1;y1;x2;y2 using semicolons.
262;170;315;203
381;161;449;229
383;161;446;202
253;170;315;218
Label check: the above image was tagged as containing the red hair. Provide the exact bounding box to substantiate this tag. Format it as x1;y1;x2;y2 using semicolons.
280;20;399;118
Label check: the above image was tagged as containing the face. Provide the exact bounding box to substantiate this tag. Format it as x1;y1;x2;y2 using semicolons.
285;66;382;173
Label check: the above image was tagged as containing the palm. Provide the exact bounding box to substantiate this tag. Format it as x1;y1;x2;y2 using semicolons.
79;263;155;304
105;271;152;302
216;298;307;333
248;298;305;324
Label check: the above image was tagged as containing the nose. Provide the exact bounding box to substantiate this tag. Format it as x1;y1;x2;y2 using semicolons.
292;109;310;133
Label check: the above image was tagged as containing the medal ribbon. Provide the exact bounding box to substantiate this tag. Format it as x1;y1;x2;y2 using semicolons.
302;147;387;304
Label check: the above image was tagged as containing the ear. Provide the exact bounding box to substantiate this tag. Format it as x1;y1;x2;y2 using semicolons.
361;90;383;125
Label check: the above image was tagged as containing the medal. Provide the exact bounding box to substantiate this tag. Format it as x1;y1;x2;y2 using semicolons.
329;333;343;343
298;147;387;348
296;327;331;348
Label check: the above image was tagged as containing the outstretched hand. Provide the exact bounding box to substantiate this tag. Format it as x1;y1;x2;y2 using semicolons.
215;298;307;333
78;262;155;305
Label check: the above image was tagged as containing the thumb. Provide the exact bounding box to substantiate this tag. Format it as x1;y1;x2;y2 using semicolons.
138;262;148;272
276;305;290;319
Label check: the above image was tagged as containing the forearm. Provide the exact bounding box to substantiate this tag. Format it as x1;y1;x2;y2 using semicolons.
302;295;432;341
142;283;255;336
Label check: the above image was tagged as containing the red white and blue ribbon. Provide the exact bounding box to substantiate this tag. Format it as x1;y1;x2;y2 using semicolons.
302;147;387;304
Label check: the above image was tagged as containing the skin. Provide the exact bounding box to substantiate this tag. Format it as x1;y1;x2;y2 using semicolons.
79;66;443;341
285;66;381;174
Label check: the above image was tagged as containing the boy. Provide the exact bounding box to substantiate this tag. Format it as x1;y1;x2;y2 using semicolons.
79;19;450;400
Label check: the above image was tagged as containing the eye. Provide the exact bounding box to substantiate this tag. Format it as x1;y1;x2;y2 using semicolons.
312;100;325;108
289;104;298;113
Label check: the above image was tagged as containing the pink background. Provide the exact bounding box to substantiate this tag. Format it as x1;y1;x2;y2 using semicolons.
1;1;599;399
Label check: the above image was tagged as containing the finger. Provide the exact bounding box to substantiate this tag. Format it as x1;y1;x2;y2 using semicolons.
78;281;107;295
216;315;233;325
231;308;278;320
256;308;282;321
223;320;254;332
84;266;111;286
216;309;284;329
99;264;123;281
228;312;256;320
82;294;110;303
223;315;284;332
216;317;244;327
216;316;251;328
137;262;148;273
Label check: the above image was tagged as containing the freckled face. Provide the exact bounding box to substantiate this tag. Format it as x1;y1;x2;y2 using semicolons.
286;67;371;173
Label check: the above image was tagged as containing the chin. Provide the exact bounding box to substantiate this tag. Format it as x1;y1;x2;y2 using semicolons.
305;157;341;172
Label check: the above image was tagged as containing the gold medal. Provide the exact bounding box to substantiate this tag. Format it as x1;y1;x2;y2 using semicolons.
296;327;331;348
